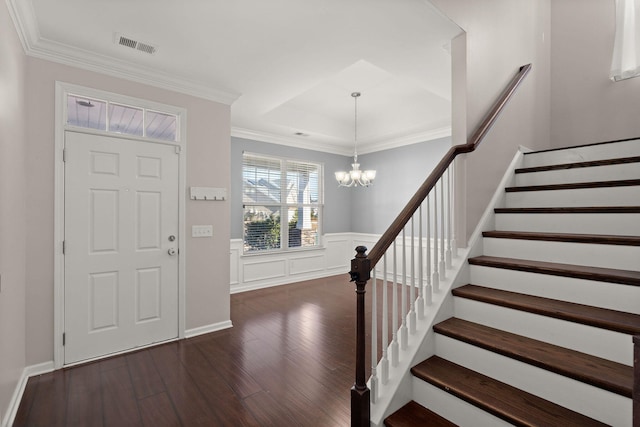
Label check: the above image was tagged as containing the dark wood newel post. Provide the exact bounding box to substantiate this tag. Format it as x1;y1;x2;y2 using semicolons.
634;335;639;426
350;246;371;427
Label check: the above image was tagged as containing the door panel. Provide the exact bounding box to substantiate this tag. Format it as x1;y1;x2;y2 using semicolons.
64;131;179;364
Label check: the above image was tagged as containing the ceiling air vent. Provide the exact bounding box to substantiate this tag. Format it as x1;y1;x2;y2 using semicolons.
115;33;157;55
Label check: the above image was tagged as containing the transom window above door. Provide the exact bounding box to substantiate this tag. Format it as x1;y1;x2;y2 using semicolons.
66;94;179;142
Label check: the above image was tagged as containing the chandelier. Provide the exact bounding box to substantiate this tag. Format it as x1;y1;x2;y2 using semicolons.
335;92;376;187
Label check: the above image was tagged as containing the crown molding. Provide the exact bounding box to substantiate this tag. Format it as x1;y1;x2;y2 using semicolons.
231;127;353;156
358;126;452;154
5;0;38;52
6;0;240;105
232;125;452;157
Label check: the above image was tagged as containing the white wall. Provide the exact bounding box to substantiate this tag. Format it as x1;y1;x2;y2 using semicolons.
23;58;232;366
429;0;552;244
0;0;27;422
550;0;640;146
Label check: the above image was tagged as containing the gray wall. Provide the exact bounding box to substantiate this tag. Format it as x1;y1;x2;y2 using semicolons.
231;136;452;238
551;0;640;146
351;137;452;234
230;137;354;239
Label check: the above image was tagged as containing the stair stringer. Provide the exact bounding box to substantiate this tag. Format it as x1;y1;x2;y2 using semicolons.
369;148;528;426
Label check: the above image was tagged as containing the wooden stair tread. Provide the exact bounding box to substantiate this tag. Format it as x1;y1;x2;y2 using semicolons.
505;178;640;192
434;317;633;397
468;255;640;287
384;401;458;427
411;356;608;427
515;155;640;174
522;137;640;155
452;284;640;335
495;206;640;214
482;230;640;246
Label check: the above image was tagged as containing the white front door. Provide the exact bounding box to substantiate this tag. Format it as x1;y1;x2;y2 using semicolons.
64;131;180;364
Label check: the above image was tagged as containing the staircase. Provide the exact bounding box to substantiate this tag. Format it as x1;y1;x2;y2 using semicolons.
384;140;640;426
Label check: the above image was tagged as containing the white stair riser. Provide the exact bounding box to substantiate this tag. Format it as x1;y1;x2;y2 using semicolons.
505;186;640;208
434;334;632;427
482;237;640;271
411;379;513;427
453;297;634;365
523;140;640;168
469;265;640;315
516;163;640;186
495;212;640;235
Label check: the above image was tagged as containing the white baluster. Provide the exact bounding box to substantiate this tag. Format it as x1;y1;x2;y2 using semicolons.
432;185;440;292
381;255;389;385
439;178;446;279
425;196;433;305
409;215;416;335
391;241;399;367
446;167;453;269
450;162;458;258
400;228;408;350
370;268;378;403
417;205;425;319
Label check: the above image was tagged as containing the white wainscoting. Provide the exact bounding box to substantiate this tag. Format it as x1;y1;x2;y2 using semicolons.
230;233;448;293
230;233;377;293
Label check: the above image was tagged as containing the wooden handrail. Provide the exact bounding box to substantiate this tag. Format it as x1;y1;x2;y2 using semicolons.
349;63;532;427
367;63;531;268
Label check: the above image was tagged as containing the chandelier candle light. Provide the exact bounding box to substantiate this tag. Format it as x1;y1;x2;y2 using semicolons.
335;92;376;187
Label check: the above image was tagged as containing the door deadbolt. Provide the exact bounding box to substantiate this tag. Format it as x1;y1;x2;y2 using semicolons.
168;235;176;241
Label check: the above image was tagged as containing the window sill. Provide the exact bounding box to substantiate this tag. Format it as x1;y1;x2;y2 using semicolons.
241;246;326;258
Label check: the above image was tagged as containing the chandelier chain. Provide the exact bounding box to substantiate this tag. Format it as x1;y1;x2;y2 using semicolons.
352;91;360;162
334;91;375;187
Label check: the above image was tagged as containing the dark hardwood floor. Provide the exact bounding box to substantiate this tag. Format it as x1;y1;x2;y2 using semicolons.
14;274;382;427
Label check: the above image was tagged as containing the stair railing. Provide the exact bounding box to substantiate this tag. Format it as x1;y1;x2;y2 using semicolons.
634;335;639;426
349;63;532;427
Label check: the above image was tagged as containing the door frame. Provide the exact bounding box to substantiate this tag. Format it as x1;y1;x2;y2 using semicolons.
53;81;187;368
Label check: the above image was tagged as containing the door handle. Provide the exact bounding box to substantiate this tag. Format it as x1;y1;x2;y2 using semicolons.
168;248;177;256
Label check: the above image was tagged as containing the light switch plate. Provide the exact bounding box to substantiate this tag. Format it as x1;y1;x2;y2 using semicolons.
192;225;213;238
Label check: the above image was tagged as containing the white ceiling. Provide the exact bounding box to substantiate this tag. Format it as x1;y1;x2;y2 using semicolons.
11;0;462;155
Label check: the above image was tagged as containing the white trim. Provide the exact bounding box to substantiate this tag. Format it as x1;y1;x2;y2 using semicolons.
358;126;452;154
230;232;368;294
2;362;55;427
54;82;188;368
232;128;352;156
185;320;233;339
232;126;452;157
6;0;239;105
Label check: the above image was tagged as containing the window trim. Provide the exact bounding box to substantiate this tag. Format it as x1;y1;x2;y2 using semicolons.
64;86;182;143
242;151;324;254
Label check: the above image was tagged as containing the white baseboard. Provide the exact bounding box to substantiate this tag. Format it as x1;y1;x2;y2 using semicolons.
2;361;55;427
185;320;233;339
230;269;349;294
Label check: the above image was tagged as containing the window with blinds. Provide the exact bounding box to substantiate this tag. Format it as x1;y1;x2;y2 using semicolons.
242;153;323;253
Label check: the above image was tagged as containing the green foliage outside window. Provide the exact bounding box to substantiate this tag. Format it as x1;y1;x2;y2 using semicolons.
244;214;281;251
